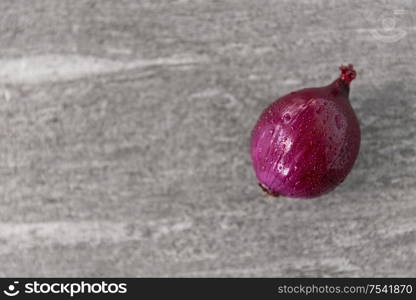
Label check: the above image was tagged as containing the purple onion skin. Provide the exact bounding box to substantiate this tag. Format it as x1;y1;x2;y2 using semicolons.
251;65;360;199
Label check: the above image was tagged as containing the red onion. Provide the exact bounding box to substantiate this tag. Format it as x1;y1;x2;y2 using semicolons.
251;65;360;198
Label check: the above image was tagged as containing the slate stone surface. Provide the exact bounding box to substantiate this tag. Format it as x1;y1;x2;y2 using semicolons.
0;0;415;276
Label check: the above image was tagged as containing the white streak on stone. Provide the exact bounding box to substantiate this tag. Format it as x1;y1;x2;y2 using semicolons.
0;219;193;251
0;54;207;84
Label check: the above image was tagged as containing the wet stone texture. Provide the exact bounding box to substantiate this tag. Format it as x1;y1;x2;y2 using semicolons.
0;0;415;276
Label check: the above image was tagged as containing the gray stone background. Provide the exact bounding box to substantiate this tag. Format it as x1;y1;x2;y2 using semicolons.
0;0;415;277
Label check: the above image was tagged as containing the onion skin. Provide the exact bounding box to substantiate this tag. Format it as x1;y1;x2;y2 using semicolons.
251;65;360;198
